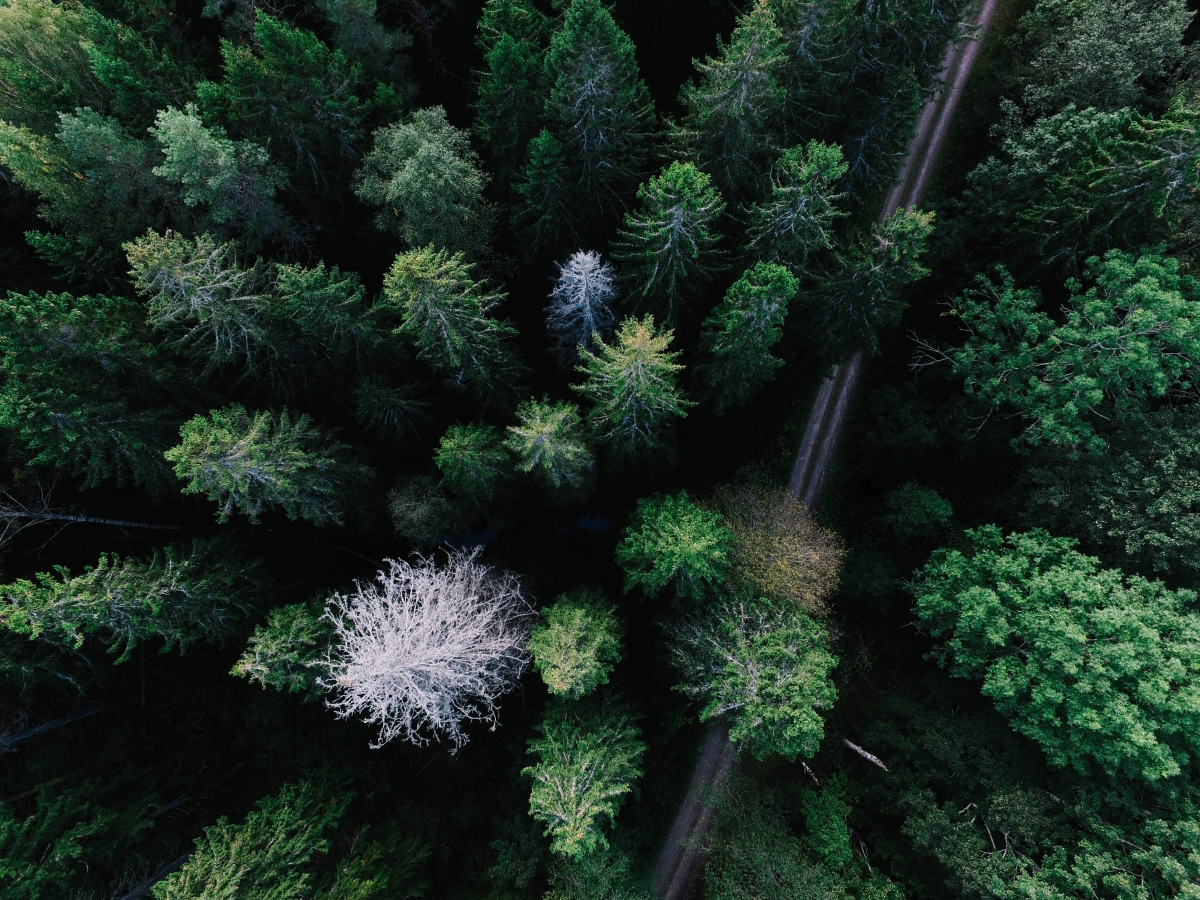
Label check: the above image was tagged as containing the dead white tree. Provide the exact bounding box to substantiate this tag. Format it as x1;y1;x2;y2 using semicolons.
324;548;535;749
545;250;617;364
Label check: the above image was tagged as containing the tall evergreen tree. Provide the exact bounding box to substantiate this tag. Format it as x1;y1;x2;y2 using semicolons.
573;315;692;464
612;162;726;326
434;423;512;502
380;246;526;408
512;128;579;258
616;491;733;600
745;141;847;269
676;0;787;204
542;0;656;235
504;398;595;493
698;262;799;414
165;405;368;526
545;250;618;365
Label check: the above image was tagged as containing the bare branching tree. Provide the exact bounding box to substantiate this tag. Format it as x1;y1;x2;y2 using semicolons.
324;549;535;749
546;250;618;364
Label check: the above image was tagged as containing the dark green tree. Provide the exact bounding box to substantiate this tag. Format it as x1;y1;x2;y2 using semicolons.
612;161;726;326
232;600;332;699
512;129;578;257
698;262;799;414
434;423;512;502
745;141;847;269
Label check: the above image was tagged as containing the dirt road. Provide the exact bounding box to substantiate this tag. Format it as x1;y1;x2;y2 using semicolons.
650;0;1002;894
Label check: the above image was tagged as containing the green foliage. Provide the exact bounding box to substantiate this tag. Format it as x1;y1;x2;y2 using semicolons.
698;262;799;414
504;398;594;493
912;526;1200;781
672;597;837;760
529;589;622;699
612;161;726;326
387;473;468;546
523;703;646;860
0;289;175;490
746;142;848;269
434;423;511;502
0;778;152;900
232;599;332;699
799;777;852;868
475;20;548;179
573;315;691;464
1025;406;1200;576
355;107;491;256
512;128;577;256
677;0;786;203
153;779;352;900
806;207;932;354
949;250;1200;452
196;13;371;194
883;482;952;537
381;246;525;408
0;540;257;663
543;0;656;233
149;104;288;247
616;491;733;600
544;845;650;900
312;0;412;77
165;405;367;526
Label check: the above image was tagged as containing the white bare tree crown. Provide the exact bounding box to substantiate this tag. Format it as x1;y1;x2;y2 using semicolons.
546;250;618;363
324;548;535;749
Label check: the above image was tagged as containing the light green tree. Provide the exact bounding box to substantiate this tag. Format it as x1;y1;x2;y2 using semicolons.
232;600;332;699
616;491;733;600
746;141;848;269
150;104;288;247
355;107;491;256
0;540;258;663
676;0;786;203
542;0;656;234
912;526;1200;782
524;704;646;859
672;596;837;760
505;399;594;493
612;162;726;326
165;405;368;526
947;249;1200;452
434;424;511;502
529;589;621;699
698;262;799;414
573;316;692;463
380;246;525;408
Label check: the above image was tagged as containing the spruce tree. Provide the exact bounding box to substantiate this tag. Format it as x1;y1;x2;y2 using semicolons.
512;129;578;258
573;315;692;464
529;589;621;700
0;540;258;663
165;405;368;526
545;250;618;364
698;262;799;414
616;491;733;600
355;107;491;257
746;141;847;269
612;162;726;326
542;0;656;234
504;398;595;493
677;0;787;204
434;423;512;502
380;246;526;408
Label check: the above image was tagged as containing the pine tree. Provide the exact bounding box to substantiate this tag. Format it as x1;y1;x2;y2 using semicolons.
0;289;176;491
612;162;726;326
149;104;288;248
529;589;621;700
165;405;369;526
0;540;258;663
434;423;512;502
355;107;491;257
746;141;847;270
615;491;733;600
698;262;799;414
155;779;352;900
542;0;656;234
769;0;857;144
380;246;526;408
505;398;595;493
545;250;618;365
523;704;645;859
676;0;787;204
573;315;692;464
512;129;578;258
232;599;333;698
196;13;371;195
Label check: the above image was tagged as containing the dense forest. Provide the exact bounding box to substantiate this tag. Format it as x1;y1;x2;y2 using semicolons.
2;0;1200;897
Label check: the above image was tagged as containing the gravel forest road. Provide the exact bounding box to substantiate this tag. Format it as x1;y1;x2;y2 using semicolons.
651;0;1003;894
